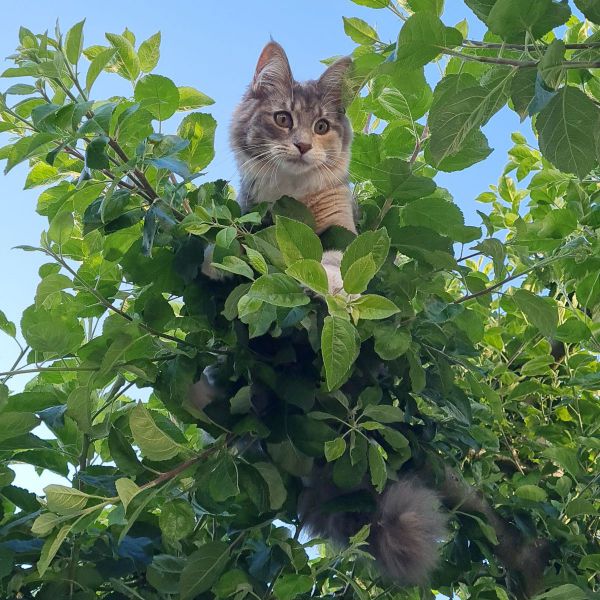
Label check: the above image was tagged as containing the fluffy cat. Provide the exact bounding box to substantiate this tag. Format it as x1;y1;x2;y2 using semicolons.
203;41;356;293
194;41;446;586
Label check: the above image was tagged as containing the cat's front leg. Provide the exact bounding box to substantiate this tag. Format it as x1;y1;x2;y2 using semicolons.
322;250;358;299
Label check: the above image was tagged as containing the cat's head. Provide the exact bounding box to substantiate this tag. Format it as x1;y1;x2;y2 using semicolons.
231;41;353;195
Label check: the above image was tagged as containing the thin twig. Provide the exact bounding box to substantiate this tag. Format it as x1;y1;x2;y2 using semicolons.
464;39;600;51
1;345;29;384
444;46;600;69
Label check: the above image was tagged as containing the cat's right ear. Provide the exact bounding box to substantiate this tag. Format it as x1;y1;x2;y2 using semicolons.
251;41;293;97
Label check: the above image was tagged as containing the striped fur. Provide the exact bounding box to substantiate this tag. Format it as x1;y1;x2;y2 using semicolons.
230;41;356;236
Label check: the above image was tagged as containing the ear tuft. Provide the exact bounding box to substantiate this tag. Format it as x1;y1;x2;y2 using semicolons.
318;56;354;109
251;41;293;97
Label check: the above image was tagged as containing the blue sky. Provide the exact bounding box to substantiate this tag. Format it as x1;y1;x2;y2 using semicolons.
0;1;533;490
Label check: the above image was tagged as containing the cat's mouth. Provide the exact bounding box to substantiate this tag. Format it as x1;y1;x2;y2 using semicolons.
284;153;318;169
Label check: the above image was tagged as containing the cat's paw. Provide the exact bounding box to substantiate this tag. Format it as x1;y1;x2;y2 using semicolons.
201;244;229;280
322;250;358;300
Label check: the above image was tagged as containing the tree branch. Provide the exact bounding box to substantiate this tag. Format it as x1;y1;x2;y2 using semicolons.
444;46;600;70
464;39;600;51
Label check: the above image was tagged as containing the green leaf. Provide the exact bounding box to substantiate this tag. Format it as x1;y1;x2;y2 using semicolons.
0;309;17;338
108;427;145;476
177;112;217;171
253;462;287;509
407;0;444;15
321;315;360;390
532;585;588;600
343;17;379;45
24;163;60;189
576;271;600;309
213;256;254;280
368;442;387;492
515;484;547;502
474;238;506;278
0;412;40;442
45;484;91;515
178;86;215;110
324;437;347;462
86;135;110;170
369;158;436;199
373;323;411;360
138;31;161;72
403;197;477;243
407;349;426;393
395;12;463;69
21;305;85;355
538;40;565;89
352;294;400;320
209;457;240;501
428;72;511;168
273;574;314;600
537;86;600;178
542;447;581;479
513;289;558;338
351;0;388;7
106;32;140;81
555;318;591;343
464;512;499;545
243;245;268;275
487;0;571;41
134;74;180;121
37;524;72;576
343;253;378;294
362;404;404;423
179;542;230;599
579;554;600;571
129;402;182;461
115;478;141;512
159;498;195;541
248;274;310;307
31;512;62;537
286;259;329;295
341;229;390;277
65;19;85;65
575;0;600;23
86;48;116;92
276;216;323;264
381;427;410;450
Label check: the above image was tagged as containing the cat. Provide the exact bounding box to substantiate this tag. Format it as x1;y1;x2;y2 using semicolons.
194;41;446;586
202;41;356;294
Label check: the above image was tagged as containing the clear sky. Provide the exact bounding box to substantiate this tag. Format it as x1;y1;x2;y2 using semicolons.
0;1;533;491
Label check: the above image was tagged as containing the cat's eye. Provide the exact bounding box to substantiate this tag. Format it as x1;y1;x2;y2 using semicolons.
314;119;330;135
274;111;293;128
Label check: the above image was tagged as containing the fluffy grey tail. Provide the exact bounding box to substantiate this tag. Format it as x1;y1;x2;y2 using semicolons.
300;477;446;586
370;479;446;585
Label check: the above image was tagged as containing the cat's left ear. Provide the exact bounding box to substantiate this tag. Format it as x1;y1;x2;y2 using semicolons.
318;57;353;109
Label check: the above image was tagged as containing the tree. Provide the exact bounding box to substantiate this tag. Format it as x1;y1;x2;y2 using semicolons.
0;2;598;599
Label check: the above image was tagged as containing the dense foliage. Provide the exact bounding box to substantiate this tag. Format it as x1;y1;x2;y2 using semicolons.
0;1;599;599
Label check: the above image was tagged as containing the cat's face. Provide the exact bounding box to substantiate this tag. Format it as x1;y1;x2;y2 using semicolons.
231;42;353;198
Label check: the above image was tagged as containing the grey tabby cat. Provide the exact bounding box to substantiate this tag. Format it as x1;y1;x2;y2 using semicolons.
203;41;356;293
195;41;446;585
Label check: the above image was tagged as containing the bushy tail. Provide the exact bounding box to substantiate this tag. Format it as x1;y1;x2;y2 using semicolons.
370;479;447;585
300;476;446;586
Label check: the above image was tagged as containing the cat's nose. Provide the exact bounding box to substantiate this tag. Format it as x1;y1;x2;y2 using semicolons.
294;142;312;155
